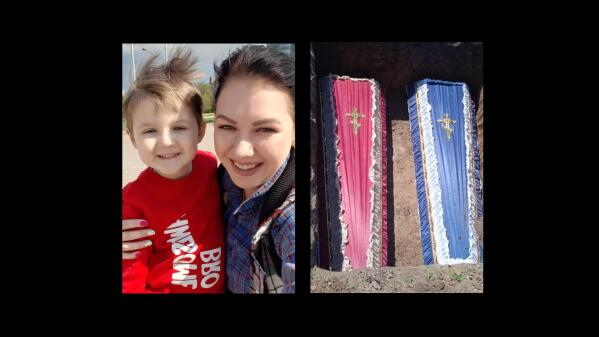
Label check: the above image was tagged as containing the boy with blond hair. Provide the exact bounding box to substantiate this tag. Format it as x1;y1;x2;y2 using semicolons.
121;48;224;293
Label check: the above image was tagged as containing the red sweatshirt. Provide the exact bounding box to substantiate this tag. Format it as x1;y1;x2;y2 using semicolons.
122;150;225;293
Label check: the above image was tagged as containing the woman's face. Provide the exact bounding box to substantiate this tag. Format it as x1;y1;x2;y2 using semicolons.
214;77;294;198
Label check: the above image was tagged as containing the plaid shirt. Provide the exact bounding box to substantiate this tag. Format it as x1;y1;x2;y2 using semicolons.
222;155;295;293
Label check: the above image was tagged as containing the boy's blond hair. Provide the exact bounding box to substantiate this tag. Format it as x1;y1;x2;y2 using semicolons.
122;47;204;142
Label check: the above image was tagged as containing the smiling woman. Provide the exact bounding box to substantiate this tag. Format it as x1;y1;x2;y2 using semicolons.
214;77;294;198
211;46;296;294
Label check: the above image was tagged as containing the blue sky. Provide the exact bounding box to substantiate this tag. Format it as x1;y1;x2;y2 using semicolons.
122;43;265;94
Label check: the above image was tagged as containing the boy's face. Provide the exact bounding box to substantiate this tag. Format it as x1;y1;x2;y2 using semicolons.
129;99;205;180
214;77;294;198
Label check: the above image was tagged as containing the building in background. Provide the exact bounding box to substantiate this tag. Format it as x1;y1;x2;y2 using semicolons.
267;44;295;59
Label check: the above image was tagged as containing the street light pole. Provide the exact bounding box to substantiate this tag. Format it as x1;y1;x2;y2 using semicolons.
131;43;136;81
165;44;168;61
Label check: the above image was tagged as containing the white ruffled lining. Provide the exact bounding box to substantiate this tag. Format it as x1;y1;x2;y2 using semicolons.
416;84;445;264
366;80;382;269
329;75;352;271
461;86;480;263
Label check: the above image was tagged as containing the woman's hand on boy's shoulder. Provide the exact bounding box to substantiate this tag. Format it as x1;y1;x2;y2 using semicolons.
122;219;155;259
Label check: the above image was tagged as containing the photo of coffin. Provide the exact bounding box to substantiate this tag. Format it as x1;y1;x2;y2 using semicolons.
318;75;389;271
310;43;483;273
407;79;483;265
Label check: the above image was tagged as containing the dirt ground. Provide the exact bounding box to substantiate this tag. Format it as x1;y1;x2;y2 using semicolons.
393;119;423;266
311;264;483;293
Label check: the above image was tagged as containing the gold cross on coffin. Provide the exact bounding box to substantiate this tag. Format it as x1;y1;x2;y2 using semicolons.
437;113;456;140
346;107;365;135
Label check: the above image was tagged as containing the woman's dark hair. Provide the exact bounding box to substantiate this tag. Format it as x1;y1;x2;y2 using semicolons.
212;45;294;113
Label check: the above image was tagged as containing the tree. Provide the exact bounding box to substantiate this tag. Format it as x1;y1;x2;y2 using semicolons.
197;82;214;115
